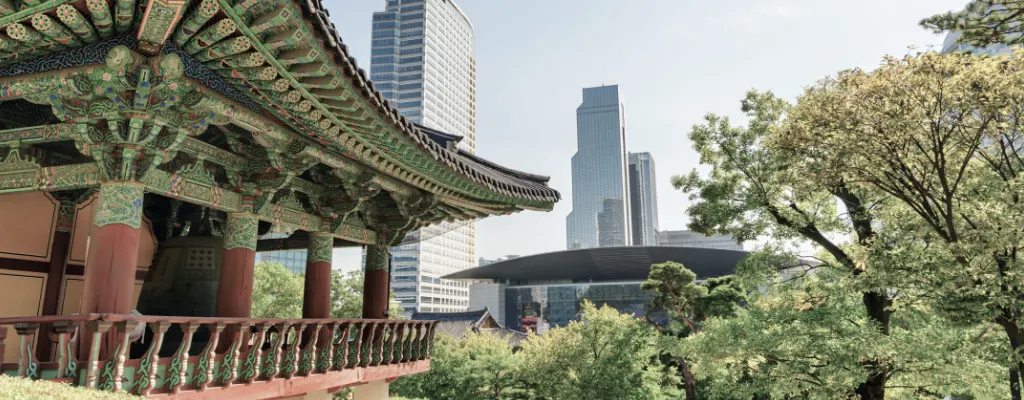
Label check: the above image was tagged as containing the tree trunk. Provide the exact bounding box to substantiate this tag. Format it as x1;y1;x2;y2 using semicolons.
1009;365;1022;400
853;290;890;400
680;358;698;400
996;312;1024;400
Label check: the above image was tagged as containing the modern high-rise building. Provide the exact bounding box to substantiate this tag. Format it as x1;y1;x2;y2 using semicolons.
657;230;743;251
628;152;658;246
566;85;632;249
597;198;627;247
369;0;476;314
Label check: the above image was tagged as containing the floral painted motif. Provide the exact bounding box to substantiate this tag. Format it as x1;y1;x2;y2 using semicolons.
93;182;144;229
223;213;257;251
364;245;390;271
307;233;333;264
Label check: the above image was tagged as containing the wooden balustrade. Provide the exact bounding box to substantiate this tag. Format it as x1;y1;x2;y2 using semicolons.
0;314;437;397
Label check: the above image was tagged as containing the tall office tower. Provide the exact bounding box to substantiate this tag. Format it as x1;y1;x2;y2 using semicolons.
597;198;627;247
628;152;658;246
566;85;632;249
370;0;476;314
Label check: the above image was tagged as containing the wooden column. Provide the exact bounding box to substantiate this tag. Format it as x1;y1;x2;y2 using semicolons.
362;245;391;319
79;182;145;359
36;230;71;361
81;182;144;315
303;233;333;319
215;213;258;318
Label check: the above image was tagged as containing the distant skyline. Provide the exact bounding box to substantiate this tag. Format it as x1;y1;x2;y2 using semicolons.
328;0;967;269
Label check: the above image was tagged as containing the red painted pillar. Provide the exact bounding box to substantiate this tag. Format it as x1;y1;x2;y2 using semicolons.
79;182;145;359
362;244;391;319
215;213;258;318
303;233;334;319
37;229;71;361
303;233;333;346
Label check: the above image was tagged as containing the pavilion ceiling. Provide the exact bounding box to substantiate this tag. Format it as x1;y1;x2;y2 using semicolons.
0;0;559;245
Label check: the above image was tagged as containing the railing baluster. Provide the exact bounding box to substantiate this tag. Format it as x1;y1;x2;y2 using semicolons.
281;323;305;378
425;322;438;359
84;321;112;389
168;322;199;393
364;322;379;367
390;322;404;365
263;322;288;381
99;321;133;392
299;322;322;376
351;322;363;368
410;323;422;361
0;326;6;366
218;322;247;387
335;322;351;370
403;322;414;362
242;323;269;383
317;323;334;373
135;321;170;395
380;323;391;365
53;321;77;380
13;323;40;379
194;322;225;391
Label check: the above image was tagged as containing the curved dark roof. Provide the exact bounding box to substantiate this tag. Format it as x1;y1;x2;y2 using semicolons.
297;0;560;204
445;246;749;282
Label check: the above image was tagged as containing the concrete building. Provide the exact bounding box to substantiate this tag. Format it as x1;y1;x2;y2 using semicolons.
657;230;743;251
628;152;658;246
370;0;477;313
450;247;748;334
566;85;632;249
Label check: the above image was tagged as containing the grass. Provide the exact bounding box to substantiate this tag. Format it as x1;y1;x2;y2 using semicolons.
0;376;140;399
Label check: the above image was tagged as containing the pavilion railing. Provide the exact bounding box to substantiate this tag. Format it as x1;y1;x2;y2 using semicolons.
0;314;437;396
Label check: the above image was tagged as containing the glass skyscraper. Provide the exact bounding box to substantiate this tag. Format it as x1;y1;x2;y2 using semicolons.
369;0;476;314
628;152;658;246
566;85;632;249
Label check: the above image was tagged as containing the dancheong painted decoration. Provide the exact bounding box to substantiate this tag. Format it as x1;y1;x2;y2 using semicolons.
0;0;558;398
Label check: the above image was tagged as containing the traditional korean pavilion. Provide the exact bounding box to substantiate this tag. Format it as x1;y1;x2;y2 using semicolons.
0;0;559;398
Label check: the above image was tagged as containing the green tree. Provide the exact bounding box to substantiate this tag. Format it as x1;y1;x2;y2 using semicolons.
392;332;525;400
642;261;743;399
684;251;1007;399
921;0;1024;47
251;261;303;318
779;51;1024;399
329;270;404;319
251;264;403;320
675;90;897;399
518;301;680;400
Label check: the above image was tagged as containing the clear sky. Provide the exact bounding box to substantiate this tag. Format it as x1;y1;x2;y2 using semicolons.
330;0;967;269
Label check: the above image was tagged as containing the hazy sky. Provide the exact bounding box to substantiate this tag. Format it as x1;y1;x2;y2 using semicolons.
330;0;968;268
